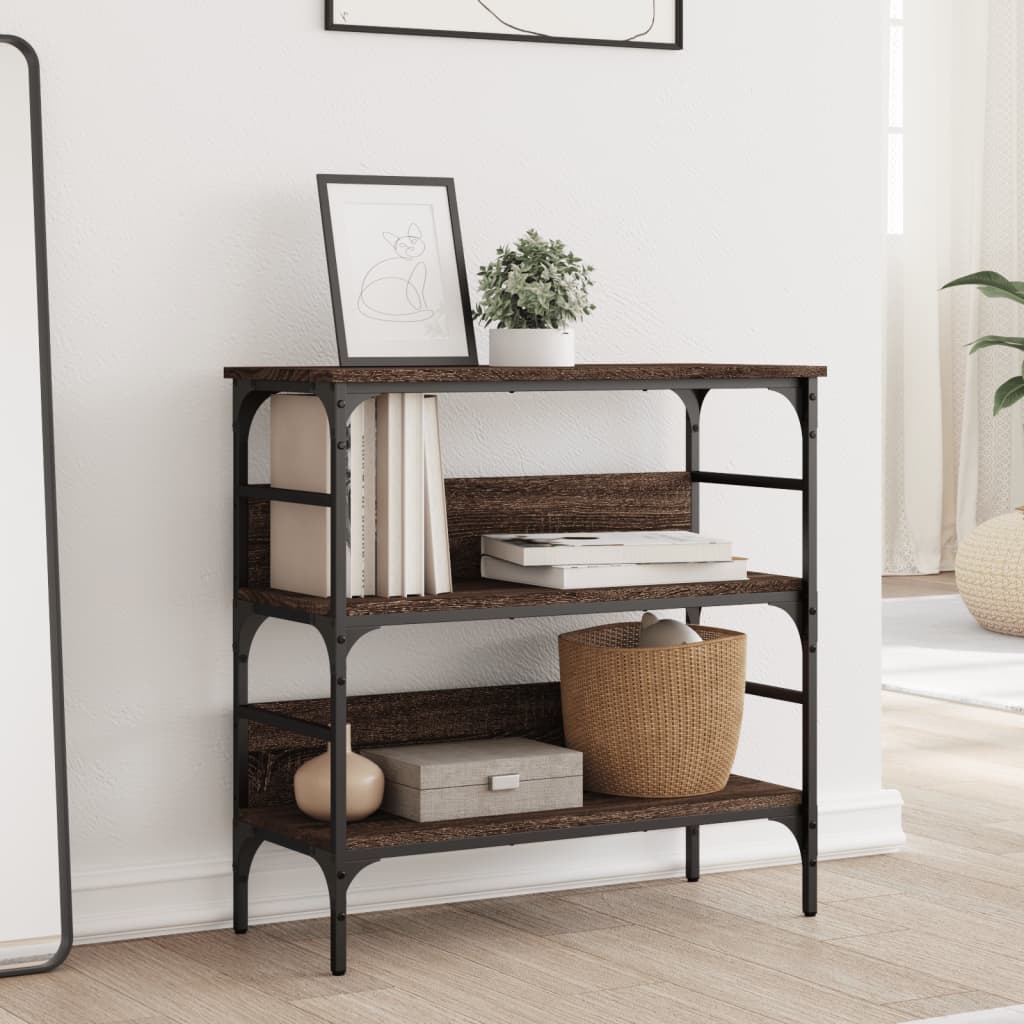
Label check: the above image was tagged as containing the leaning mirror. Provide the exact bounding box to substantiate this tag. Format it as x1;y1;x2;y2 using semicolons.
0;35;72;975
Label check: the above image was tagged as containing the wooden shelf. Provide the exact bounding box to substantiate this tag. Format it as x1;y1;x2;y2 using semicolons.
239;776;802;855
224;362;826;386
228;367;822;972
238;571;803;622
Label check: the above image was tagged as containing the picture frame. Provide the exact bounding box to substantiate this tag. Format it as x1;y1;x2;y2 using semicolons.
324;1;683;51
317;175;478;367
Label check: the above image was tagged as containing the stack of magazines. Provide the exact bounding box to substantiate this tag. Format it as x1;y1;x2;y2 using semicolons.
479;531;747;590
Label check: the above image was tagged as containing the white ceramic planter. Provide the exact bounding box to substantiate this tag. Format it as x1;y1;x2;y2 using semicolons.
488;328;575;367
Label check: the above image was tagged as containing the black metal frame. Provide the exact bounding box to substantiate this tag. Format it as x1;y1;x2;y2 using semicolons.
0;34;73;977
230;370;819;975
316;174;478;367
324;0;684;51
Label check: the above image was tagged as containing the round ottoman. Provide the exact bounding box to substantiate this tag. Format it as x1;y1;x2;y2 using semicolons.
955;506;1024;637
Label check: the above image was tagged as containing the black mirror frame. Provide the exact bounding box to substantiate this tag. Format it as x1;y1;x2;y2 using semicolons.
0;34;73;977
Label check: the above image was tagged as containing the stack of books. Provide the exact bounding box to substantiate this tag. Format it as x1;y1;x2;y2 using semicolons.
479;531;747;590
269;394;452;599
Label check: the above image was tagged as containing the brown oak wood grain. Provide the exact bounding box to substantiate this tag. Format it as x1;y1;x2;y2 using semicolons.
238;571;800;618
445;472;692;579
239;776;801;851
224;363;827;384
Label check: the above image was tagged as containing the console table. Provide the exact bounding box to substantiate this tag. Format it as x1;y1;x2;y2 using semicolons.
223;362;824;976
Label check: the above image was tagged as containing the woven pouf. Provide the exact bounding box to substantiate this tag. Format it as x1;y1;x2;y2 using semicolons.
955;506;1024;637
558;622;746;798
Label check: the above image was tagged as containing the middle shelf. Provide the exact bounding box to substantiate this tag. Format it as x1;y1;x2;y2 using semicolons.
239;468;804;625
237;571;802;624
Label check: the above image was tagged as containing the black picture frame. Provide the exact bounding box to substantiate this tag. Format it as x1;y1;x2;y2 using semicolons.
0;35;73;977
324;0;683;51
317;174;478;367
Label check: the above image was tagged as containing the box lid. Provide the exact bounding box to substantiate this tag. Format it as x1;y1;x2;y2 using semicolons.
360;737;582;790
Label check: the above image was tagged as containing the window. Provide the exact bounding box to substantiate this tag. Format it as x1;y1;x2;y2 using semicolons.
888;0;904;235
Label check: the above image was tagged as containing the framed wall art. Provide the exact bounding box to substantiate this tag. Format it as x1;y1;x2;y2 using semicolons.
317;175;478;366
325;1;683;50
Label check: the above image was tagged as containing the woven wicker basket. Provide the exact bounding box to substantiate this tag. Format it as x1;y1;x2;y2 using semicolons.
955;506;1024;637
558;622;746;798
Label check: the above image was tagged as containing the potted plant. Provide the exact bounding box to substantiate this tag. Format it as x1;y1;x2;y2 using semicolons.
940;270;1024;636
473;229;595;367
942;270;1024;413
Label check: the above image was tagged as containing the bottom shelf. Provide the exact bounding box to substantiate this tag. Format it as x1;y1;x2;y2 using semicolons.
239;775;801;857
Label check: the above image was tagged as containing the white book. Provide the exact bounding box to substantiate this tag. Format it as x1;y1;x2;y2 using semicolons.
423;396;453;595
482;530;732;567
375;394;404;598
361;406;377;597
480;555;749;591
348;403;366;598
402;394;426;597
270;395;331;597
270;504;331;597
270;394;330;492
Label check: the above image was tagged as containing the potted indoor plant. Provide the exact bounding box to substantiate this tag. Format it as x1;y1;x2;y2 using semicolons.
473;229;595;367
940;270;1024;636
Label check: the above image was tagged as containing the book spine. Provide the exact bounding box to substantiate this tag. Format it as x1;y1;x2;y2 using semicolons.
362;404;376;597
423;396;453;595
402;394;425;597
348;403;365;598
375;394;404;598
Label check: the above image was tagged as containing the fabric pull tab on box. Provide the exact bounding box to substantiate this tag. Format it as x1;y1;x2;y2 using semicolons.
489;773;521;791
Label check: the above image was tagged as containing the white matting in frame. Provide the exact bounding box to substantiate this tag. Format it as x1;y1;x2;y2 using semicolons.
318;176;477;365
326;1;683;49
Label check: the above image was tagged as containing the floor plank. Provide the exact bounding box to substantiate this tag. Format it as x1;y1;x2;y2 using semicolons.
459;890;631;936
272;916;598;1024
554;886;959;1004
294;986;482;1024
553;924;910;1024
888;993;1024;1020
67;940;325;1024
882;572;958;598
364;903;651;996
548;980;781;1024
830;929;1024;1004
0;964;155;1024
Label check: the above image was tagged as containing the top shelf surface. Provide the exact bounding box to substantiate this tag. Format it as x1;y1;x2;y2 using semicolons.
223;362;827;386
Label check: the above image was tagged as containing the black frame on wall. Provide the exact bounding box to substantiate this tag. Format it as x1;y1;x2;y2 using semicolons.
0;34;73;978
324;1;684;51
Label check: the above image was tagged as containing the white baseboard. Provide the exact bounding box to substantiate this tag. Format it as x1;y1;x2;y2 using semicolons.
72;788;904;945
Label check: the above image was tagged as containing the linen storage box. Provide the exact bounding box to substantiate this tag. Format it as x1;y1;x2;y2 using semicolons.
360;737;583;822
558;622;746;799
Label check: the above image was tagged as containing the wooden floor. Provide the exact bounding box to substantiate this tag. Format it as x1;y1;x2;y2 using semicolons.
883;571;959;599
2;692;1022;1024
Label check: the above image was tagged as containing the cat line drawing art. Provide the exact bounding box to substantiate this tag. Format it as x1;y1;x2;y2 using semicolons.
476;0;657;41
357;223;433;323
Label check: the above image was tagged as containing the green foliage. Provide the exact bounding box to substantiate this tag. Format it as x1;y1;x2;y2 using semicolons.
942;271;1024;414
473;229;595;330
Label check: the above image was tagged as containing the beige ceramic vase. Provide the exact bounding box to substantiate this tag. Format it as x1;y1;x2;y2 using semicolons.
293;724;385;822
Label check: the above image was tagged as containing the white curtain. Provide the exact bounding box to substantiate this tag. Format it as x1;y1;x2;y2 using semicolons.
884;0;1024;575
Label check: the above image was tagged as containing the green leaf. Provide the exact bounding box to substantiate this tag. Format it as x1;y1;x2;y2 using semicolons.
967;335;1024;354
992;376;1024;414
942;271;1024;305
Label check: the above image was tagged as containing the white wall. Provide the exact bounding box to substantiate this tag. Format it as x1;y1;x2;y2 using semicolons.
3;0;899;940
